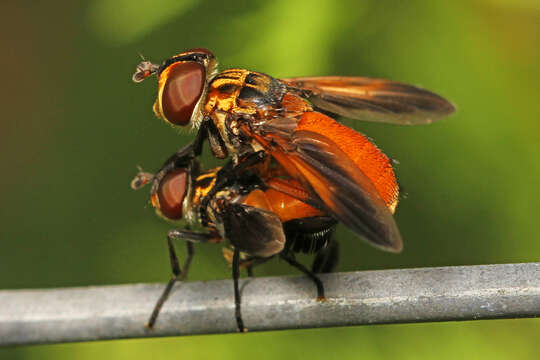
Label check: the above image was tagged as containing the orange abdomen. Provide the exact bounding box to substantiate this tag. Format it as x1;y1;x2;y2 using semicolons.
243;185;323;223
296;112;398;212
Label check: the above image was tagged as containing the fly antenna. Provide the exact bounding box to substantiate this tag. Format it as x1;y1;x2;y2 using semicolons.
132;53;159;83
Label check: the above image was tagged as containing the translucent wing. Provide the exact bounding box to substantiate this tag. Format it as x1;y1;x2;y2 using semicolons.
219;203;286;258
246;120;402;252
280;76;455;125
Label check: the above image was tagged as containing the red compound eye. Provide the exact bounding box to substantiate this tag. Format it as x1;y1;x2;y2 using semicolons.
155;169;188;220
161;61;205;126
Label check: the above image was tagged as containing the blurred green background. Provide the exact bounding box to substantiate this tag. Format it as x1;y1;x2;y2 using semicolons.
1;0;538;358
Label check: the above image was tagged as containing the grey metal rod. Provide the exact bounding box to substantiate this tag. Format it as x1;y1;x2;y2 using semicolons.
1;262;538;346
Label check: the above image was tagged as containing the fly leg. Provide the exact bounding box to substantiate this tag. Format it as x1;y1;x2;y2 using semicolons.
148;122;209;192
146;229;216;329
222;248;273;277
311;238;340;274
242;256;273;277
161;121;207;165
280;252;326;302
232;247;247;332
223;248;274;331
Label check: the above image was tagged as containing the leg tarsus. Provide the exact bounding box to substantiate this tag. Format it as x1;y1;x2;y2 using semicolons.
233;248;247;332
146;235;199;329
281;253;326;301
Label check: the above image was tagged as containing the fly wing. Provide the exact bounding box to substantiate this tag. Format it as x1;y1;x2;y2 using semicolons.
248;120;402;252
289;130;402;252
280;76;455;125
219;203;286;258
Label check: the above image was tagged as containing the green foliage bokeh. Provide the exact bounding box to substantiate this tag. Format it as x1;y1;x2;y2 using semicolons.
0;0;538;358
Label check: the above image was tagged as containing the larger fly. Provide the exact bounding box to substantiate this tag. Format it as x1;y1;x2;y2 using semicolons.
133;47;454;272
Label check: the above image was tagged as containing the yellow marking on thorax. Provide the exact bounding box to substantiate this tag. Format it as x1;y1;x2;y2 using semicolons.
192;171;218;206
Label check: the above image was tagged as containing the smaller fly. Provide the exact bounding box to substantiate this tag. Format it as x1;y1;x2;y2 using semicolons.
132;144;339;332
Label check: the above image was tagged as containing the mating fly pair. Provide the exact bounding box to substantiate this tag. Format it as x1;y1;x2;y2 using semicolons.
132;48;455;332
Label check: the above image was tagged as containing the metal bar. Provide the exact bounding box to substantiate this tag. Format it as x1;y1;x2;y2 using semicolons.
1;262;538;346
